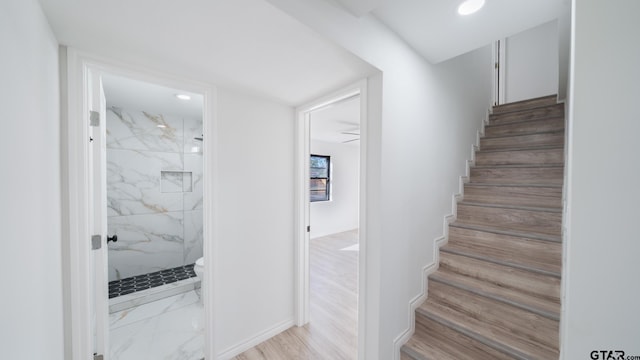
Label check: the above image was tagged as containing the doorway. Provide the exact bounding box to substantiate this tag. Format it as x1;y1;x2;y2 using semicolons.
62;49;215;360
294;81;367;359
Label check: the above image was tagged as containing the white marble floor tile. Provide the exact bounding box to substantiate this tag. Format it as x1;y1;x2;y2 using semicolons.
110;290;203;360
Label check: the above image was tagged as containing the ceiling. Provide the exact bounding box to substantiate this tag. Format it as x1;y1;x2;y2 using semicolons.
310;96;360;145
102;74;204;119
38;0;376;106
337;0;562;63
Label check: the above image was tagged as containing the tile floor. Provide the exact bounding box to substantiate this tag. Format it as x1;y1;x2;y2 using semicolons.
110;290;204;360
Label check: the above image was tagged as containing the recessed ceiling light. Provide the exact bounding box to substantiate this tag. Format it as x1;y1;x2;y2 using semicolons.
175;94;191;100
458;0;485;15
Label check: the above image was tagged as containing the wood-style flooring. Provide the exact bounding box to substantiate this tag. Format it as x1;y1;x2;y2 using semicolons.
233;230;358;360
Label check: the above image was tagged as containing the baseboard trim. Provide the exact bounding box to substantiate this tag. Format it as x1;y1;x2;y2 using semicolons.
216;318;295;360
392;112;488;360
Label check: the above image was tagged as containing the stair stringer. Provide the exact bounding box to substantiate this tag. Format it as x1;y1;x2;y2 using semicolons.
392;112;489;360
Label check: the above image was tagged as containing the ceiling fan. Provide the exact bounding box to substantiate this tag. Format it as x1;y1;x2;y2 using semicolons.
341;130;360;143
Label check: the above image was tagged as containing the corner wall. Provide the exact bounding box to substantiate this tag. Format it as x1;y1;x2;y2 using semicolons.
263;1;493;358
214;87;296;357
562;0;640;357
0;0;64;358
505;20;560;103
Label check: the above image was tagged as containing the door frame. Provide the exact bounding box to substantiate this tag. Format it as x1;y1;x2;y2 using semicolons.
492;38;507;106
294;79;368;356
61;47;217;360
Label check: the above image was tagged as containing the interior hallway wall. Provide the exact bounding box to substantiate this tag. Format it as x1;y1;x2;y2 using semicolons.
263;1;493;358
0;0;64;358
562;0;640;357
214;87;296;357
310;140;360;238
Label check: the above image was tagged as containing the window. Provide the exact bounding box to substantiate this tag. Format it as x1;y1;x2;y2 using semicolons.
310;154;330;202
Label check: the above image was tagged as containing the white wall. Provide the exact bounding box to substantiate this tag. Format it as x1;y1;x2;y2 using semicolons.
0;0;64;359
562;0;640;358
264;1;493;358
505;20;559;103
310;140;359;238
213;88;295;357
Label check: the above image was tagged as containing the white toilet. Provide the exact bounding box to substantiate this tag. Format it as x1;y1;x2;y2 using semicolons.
194;257;204;284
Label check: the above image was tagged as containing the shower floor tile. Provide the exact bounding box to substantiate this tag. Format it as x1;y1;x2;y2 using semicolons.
110;290;204;360
109;264;197;298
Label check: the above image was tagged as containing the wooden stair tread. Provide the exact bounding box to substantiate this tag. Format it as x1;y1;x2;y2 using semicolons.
490;104;564;125
463;184;562;209
421;282;559;359
456;203;562;237
402;313;513;360
485;117;564;137
492;95;557;114
458;201;562;213
431;267;560;319
450;222;561;242
439;251;560;303
446;226;562;274
469;166;564;185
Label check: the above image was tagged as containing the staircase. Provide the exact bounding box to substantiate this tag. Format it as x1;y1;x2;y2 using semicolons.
401;95;564;360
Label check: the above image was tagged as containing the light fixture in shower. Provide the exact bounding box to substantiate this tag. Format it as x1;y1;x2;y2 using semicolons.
175;94;191;100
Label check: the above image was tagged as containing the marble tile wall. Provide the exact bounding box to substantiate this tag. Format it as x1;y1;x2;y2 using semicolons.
107;106;203;281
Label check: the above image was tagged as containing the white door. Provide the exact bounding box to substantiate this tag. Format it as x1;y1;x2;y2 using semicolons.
88;69;109;359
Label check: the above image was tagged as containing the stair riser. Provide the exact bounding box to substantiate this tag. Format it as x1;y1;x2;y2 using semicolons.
426;281;560;351
492;96;557;114
475;148;563;166
439;252;560;303
446;226;562;274
481;131;565;150
485;117;564;137
490;104;564;125
470;166;564;185
464;185;562;209
457;204;561;236
412;313;514;360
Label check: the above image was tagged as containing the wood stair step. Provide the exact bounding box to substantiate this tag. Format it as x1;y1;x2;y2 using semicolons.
446;225;562;274
451;222;560;242
430;268;560;320
470;164;564;185
401;310;513;360
490;103;564;125
439;251;560;304
480;130;565;151
492;95;557;114
419;281;560;359
485;117;564;137
463;183;562;209
475;147;564;166
456;202;562;237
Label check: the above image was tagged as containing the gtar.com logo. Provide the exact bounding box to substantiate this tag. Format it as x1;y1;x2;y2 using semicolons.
590;350;625;360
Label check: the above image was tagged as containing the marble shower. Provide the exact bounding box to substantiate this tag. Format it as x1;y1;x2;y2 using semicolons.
106;106;203;281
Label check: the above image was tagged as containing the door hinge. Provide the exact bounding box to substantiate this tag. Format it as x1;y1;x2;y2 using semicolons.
89;110;100;127
307;226;310;233
91;235;102;250
93;354;104;360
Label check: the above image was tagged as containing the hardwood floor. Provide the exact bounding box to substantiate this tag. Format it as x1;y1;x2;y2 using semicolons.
233;230;359;360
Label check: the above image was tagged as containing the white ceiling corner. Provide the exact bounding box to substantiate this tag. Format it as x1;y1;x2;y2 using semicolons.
373;0;562;63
